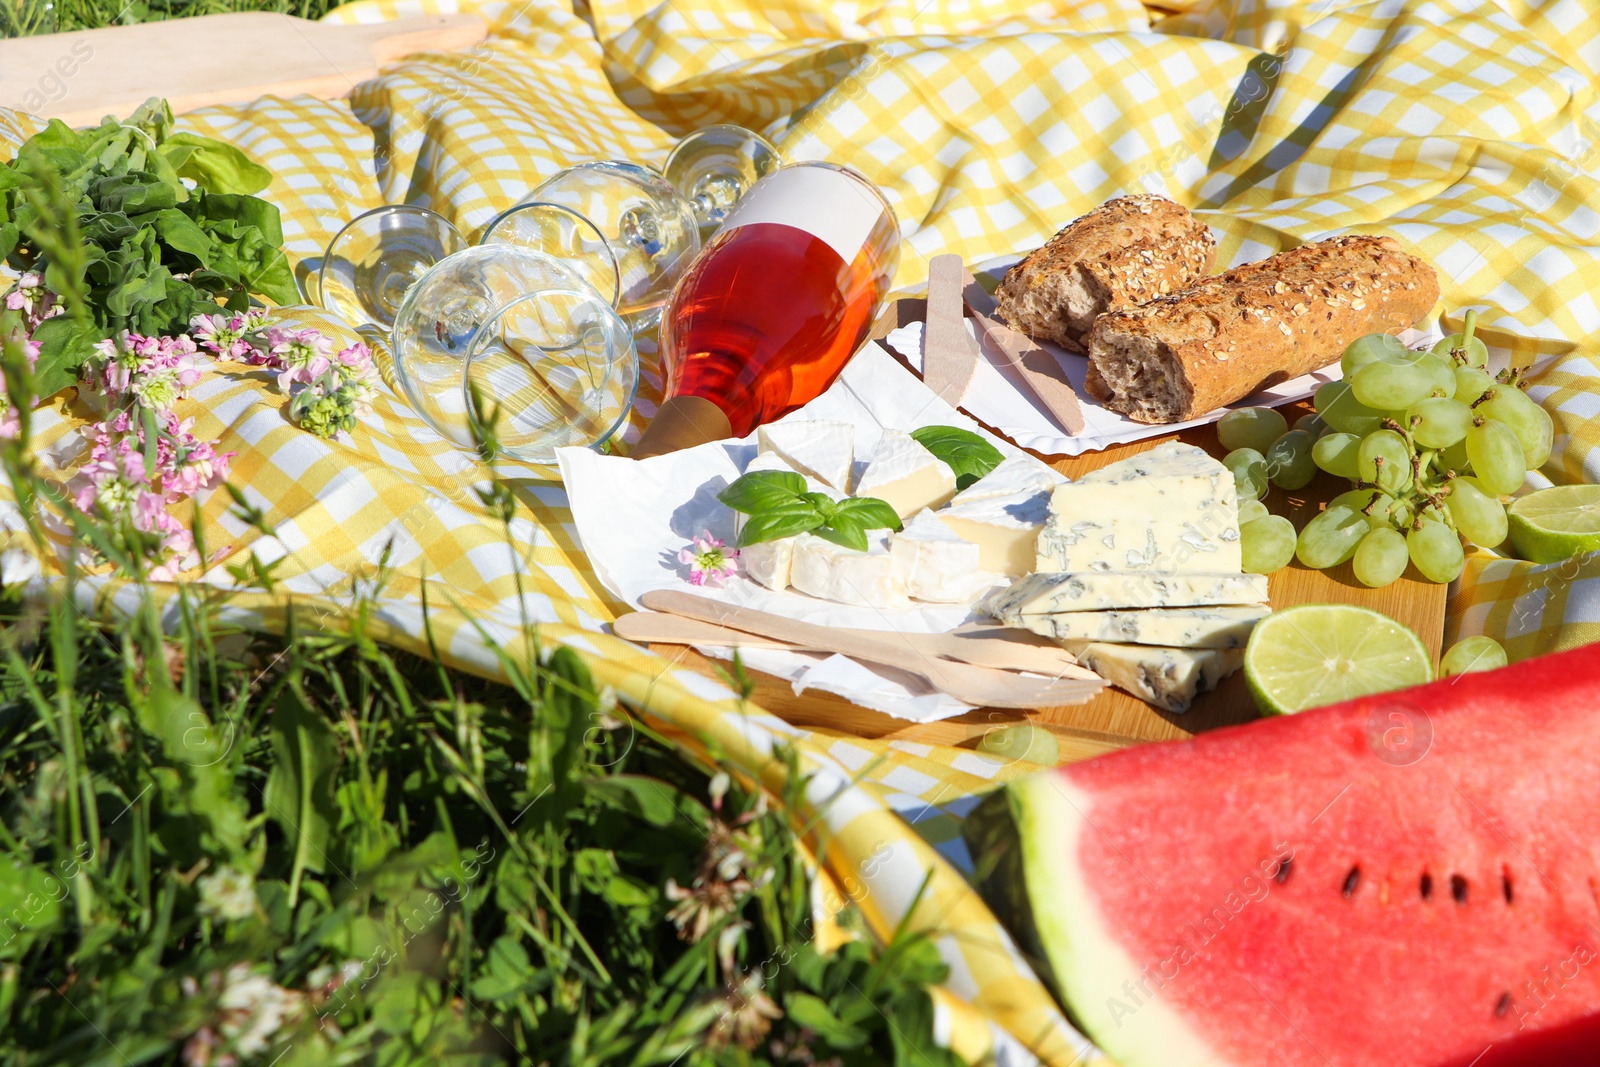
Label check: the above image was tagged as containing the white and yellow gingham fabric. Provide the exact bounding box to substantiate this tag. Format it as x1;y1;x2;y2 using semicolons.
5;0;1600;1061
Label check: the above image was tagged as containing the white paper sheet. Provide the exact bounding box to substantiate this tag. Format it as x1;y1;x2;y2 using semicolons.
558;343;1066;722
883;318;1443;458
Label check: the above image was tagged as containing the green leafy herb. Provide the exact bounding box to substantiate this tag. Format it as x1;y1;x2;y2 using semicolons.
718;468;903;549
0;98;298;397
910;424;1005;489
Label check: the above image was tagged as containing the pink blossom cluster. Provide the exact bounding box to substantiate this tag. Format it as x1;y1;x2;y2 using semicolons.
0;272;50;440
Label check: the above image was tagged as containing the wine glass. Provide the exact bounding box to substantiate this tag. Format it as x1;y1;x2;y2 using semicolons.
316;204;468;331
491;161;699;331
663;124;782;235
389;244;638;463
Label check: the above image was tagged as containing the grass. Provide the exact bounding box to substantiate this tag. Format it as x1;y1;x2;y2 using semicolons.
3;0;346;35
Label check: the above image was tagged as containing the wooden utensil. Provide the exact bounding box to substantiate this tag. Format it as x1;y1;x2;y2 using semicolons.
920;254;981;407
614;610;1096;677
961;267;1087;435
0;12;489;128
637;590;1104;709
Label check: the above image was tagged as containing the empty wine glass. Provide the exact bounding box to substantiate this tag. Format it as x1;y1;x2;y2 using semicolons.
316;205;468;331
491;161;699;331
663;124;782;235
390;245;638;463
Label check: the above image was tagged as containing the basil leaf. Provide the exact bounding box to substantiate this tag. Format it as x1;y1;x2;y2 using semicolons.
831;495;902;532
737;505;823;547
718;469;807;514
812;513;869;552
910;425;1004;490
801;491;839;521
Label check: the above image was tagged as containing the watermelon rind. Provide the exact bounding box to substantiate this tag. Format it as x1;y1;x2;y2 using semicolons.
967;774;1232;1067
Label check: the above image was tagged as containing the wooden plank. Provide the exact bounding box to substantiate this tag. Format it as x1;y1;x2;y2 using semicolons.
0;12;488;128
648;296;1448;760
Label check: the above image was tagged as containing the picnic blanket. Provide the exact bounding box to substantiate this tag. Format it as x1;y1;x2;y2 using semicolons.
4;0;1600;1061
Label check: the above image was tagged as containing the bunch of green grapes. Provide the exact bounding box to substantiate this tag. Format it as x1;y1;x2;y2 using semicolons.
1217;312;1553;588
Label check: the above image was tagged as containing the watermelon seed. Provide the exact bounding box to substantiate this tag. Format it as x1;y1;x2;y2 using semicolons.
1342;866;1360;898
1495;992;1512;1017
1420;872;1433;900
1501;870;1514;904
1452;875;1469;904
1275;857;1292;884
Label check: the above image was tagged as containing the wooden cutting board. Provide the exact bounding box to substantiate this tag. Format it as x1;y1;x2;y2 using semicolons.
0;12;488;129
648;296;1448;763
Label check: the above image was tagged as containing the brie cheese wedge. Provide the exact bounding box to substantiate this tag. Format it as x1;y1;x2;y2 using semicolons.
889;509;991;603
854;430;957;519
757;420;855;493
789;531;907;609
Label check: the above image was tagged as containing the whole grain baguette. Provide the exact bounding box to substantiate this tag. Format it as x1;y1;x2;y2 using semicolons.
995;195;1216;353
1084;235;1440;424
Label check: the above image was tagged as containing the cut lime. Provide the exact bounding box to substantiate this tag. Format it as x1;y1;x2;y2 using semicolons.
1507;485;1600;564
1244;604;1432;715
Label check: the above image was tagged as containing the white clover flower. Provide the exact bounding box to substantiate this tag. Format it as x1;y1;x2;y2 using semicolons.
198;867;256;922
217;964;304;1057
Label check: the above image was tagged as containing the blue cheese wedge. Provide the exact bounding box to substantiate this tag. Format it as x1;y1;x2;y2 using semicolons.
757;419;855;493
788;531;907;609
934;456;1057;577
1063;642;1243;714
1036;441;1241;574
854;430;957;519
1010;605;1269;649
889;509;990;603
735;452;840;592
982;571;1270;619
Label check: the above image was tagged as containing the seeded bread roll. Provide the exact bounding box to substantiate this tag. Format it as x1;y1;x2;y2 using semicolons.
1084;235;1440;424
995;195;1216;353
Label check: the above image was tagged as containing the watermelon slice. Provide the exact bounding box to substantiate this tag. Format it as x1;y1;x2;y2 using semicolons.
964;642;1600;1067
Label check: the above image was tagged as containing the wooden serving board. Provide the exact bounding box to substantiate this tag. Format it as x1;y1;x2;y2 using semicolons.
0;12;488;129
647;297;1448;763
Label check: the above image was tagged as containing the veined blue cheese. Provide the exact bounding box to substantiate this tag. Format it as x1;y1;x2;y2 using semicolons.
1063;642;1243;714
889;509;990;603
757;419;855;493
982;571;1269;619
1036;441;1241;575
1011;605;1269;649
854;430;957;519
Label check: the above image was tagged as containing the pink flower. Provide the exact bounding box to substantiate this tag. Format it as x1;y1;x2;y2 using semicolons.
678;530;739;588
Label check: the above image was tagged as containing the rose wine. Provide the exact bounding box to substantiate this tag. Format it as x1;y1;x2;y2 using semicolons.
635;163;899;453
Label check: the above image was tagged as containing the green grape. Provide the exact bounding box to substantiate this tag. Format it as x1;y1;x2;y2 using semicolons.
1241;515;1296;574
978;723;1060;765
1352;526;1409;588
1440;439;1471;475
1526;403;1554;469
1265;430;1316;490
1330;487;1380;515
1477;386;1550;466
1432;310;1488;368
1415;352;1457;398
1224;448;1269;501
1453;365;1495;405
1294;412;1330;437
1312;432;1362;480
1350;359;1433;409
1406;396;1472;449
1218;407;1289;454
1341;333;1408;376
1464;420;1525;495
1440;635;1508;676
1238;499;1271;524
1316;380;1386;436
1357;429;1413;494
1295;505;1369;569
1444;475;1508;548
1406;518;1465;583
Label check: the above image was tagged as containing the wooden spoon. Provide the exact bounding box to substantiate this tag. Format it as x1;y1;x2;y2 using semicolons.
636;590;1104;709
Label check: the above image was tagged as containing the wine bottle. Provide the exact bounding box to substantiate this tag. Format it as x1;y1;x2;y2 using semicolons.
633;162;900;456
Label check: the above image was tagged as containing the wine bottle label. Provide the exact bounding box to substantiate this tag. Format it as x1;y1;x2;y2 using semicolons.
714;165;885;264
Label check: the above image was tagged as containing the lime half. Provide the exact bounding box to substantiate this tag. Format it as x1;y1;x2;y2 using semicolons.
1507;485;1600;564
1244;604;1432;715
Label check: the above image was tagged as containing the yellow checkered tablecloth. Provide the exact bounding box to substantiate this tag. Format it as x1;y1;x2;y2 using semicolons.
4;0;1600;1061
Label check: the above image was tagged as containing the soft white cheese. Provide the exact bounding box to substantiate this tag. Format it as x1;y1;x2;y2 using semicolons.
734;453;839;592
757;419;855;493
982;571;1270;619
854;430;957;519
788;531;906;608
1037;442;1241;574
937;485;1052;578
1013;605;1270;649
947;454;1058;506
1063;641;1243;713
889;509;991;603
